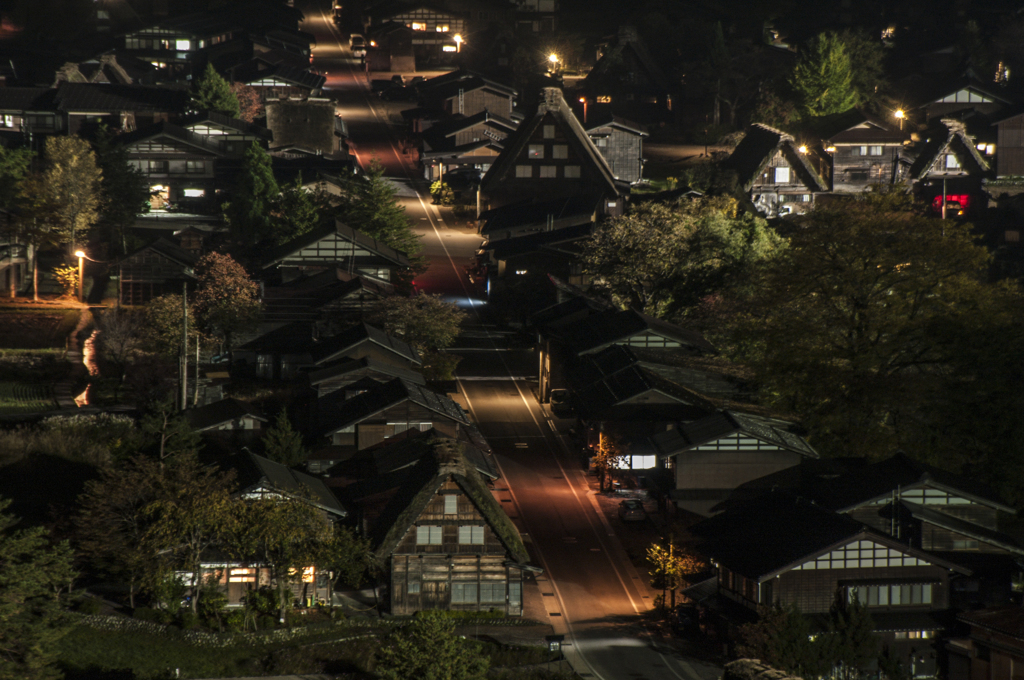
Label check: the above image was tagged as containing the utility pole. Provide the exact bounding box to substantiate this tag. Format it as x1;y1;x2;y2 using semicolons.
180;282;188;412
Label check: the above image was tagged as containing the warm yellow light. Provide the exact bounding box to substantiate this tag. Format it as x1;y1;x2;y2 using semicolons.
798;145;808;153
75;250;86;258
579;97;585;103
894;109;905;119
454;34;462;43
548;53;558;63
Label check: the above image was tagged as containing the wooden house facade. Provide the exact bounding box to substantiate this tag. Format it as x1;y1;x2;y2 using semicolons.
994;111;1024;178
262;220;411;284
121;122;224;207
584;114;647;184
118;237;197;305
949;607;1024;680
417;71;517;119
822;112;911;193
373;6;466;61
353;438;534;615
179;110;273;157
480;88;627;214
726;123;828;217
908;119;991;216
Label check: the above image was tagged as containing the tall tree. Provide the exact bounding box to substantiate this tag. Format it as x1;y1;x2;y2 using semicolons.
40;136;102;259
75;455;162;609
222;142;279;246
834;29;889;111
822;589;877;680
261;409;306;467
10;172;65;301
338;160;423;265
192;64;241;118
736;604;824;678
97;307;143;401
581;197;784;317
271;176;321;245
790;32;860;118
376;610;489;680
719;192;998;459
369;294;467;380
229;82;264;123
92;126;150;258
145;455;235;613
192;252;261;352
591;433;628;492
142;293;204;359
646;539;707;609
0;146;35;298
0;497;77;680
140;399;203;466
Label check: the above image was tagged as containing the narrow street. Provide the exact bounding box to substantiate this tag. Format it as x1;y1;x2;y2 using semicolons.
302;3;721;677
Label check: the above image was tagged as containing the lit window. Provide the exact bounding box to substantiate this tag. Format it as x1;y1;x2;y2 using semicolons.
630;455;656;468
458;526;485;544
416;525;443;545
2;115;12;127
436;25;449;32
444;495;458;514
515;165;532;178
553;144;568;159
539;166;556;178
515;269;528;275
595;138;607;147
946;154;961;169
411;22;426;30
543;125;555;139
301;566;315;583
596;95;611;103
183;189;205;198
564;165;580;178
480;582;505;602
442;45;457;52
773;167;790;183
528;144;544;159
408;581;421;593
176;40;191;50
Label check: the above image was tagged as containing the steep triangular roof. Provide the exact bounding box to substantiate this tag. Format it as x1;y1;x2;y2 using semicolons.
121;236;198;270
262;219;410;270
908;118;991;179
228;450;347;517
119;121;226;157
367;438;529;563
552;308;717;356
307;323;420;366
726;123;828;192
183;398;267;431
321;377;468;435
480;88;623;197
652;410;817;458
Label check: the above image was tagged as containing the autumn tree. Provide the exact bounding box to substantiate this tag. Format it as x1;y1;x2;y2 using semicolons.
261;409;306;467
0;497;77;680
92;126;150;258
142;293;204;359
222;142;279;246
229;82;264;122
646;539;707;609
8;172;66;301
192;252;261;352
790;32;860;118
337;159;423;265
192;64;240;118
40;135;103;259
719;192;1001;460
97;307;143;400
145;455;235;613
75;455;162;608
140;399;203;466
591;433;628;492
581;197;783;318
376;610;490;680
369;294;467;379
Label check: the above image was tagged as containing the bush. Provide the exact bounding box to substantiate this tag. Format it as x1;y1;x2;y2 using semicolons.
258;614;278;630
179;609;200;629
52;265;79;299
132;607;166;624
225;610;246;632
430;181;454;206
74;595;103;615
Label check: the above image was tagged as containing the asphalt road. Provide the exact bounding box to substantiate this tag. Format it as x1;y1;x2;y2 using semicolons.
302;4;721;677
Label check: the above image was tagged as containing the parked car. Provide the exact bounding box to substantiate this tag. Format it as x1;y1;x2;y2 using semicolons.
618;499;647;522
390;74;405;86
550;388;572;417
350;34;366;58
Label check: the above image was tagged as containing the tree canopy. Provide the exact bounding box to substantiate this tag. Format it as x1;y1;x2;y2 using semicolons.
92;126;150;258
192;252;261;352
338;160;423;268
261;409;307;467
376;610;489;680
789;32;860;118
40;135;103;258
192;64;241;118
581;197;784;318
369;294;467;379
222;142;279;246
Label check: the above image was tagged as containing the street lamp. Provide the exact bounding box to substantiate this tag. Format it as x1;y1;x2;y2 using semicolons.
894;109;905;130
74;249;85;303
798;144;808;154
579;97;587;123
548;53;559;73
454;34;462;52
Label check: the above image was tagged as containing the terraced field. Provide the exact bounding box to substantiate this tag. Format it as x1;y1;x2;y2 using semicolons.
0;381;57;414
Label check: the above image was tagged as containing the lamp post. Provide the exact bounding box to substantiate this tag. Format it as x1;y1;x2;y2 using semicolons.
579;97;587;123
74;249;85;303
548;53;558;74
454;34;462;52
894;109;905;130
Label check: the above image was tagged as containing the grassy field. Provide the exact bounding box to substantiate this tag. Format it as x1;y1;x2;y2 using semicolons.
0;309;80;349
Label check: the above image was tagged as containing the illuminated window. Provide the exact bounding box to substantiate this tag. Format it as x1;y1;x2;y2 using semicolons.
515;269;528;275
176;39;191;50
564;165;580;178
946;154;961;169
228;568;255;583
553;144;568;159
443;45;457;52
436;25;449;32
630;455;656;468
773;167;790;183
515;165;532;178
411;22;426;30
847;583;933;606
416;525;443;544
596;95;611;103
458;526;484;544
302;566;315;583
595;138;608;147
408;581;421;593
444;495;458;514
528;144;544;158
183;189;205;198
539;165;556;178
2;115;12;127
543;125;555;138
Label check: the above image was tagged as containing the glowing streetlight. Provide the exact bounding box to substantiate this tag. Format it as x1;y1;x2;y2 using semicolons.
798;144;808;154
74;249;85;302
894;109;905;130
454;34;462;52
579;96;587;123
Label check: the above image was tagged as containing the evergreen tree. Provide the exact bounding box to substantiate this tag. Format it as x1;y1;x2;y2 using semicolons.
262;409;306;467
0;497;76;680
790;32;860;118
339;160;423;266
93;126;150;257
223;142;279;246
376;610;489;680
822;589;878;679
40;135;103;259
192;64;241;118
271;176;321;245
736;604;825;678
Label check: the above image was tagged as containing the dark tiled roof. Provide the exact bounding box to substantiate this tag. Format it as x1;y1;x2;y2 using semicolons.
122;236;199;269
899;501;1024;556
691;493;967;580
262;219;411;270
344;426;498;480
235;62;325;90
184;398;267;431
530;295;615;330
479;194;600;234
54;83;189;114
652;410;817;458
583;111;648;136
227;450;347;517
236;321;317;354
0;87;56;111
552;308;717;356
178;109;273;140
483;223;595;258
908;118;991;179
307;356;426;389
119;122;226;156
417;69;516;99
820;109;910;145
959;606;1024;640
321;377;468;434
307;323;420;366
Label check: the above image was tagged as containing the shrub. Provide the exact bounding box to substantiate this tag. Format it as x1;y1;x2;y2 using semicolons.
52;265;79;299
258;614;278;630
225;610;246;632
430;181;454;206
133;606;165;623
74;595;103;615
179;609;200;629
